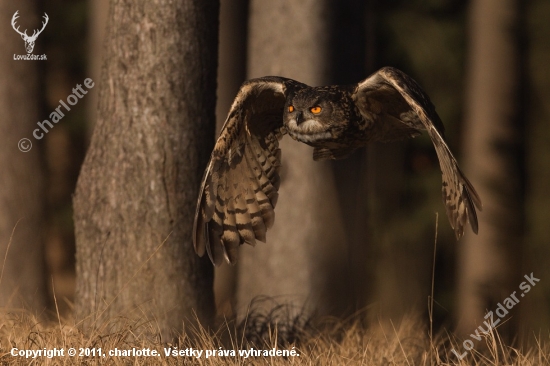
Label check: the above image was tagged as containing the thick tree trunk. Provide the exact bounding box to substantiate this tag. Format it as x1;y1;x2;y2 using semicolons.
73;0;218;339
0;1;47;311
236;0;351;318
457;0;523;339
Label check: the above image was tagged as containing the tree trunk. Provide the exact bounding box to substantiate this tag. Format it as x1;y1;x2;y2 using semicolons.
522;0;550;337
73;0;218;339
236;0;351;318
457;0;523;339
330;0;372;317
213;0;248;318
0;1;47;312
86;0;109;138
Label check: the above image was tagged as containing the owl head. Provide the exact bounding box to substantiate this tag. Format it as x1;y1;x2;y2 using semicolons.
283;86;352;146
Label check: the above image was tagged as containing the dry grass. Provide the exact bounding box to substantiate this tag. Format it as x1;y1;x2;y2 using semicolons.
1;306;549;366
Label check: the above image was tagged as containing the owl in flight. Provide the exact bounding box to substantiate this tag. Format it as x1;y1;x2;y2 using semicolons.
194;67;482;265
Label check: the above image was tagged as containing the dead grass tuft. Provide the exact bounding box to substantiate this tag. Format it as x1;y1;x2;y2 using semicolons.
0;306;549;365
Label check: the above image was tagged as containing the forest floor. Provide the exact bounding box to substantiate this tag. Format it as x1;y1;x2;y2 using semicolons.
1;306;549;365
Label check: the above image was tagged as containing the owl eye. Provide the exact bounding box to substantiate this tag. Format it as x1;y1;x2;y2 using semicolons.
288;105;294;113
310;106;322;114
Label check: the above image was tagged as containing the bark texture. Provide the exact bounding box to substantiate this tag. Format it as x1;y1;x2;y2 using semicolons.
73;0;218;338
0;1;47;311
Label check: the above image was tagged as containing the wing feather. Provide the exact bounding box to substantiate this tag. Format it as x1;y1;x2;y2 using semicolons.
196;68;482;267
356;66;482;239
193;76;304;265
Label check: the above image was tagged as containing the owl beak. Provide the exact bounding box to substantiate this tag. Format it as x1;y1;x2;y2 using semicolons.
295;111;303;125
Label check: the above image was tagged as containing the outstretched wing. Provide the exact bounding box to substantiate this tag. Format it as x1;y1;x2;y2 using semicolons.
194;76;305;265
354;66;482;239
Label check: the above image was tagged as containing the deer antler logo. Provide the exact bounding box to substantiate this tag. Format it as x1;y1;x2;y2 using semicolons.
11;11;49;54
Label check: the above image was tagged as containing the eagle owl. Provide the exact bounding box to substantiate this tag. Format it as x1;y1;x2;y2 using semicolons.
194;67;482;265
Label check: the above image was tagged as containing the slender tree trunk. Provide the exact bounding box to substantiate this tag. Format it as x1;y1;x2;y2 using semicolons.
0;1;47;312
457;0;524;339
363;0;422;325
330;0;372;316
86;0;109;138
522;0;550;338
213;0;248;318
236;0;351;318
73;0;218;339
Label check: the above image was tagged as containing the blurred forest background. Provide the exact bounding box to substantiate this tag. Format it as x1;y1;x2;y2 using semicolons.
1;0;550;348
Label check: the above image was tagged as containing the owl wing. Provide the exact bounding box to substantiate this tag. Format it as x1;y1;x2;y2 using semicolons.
194;76;305;265
354;66;482;239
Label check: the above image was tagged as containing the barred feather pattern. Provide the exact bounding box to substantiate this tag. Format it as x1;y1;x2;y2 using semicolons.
195;68;482;266
193;77;295;265
374;67;483;239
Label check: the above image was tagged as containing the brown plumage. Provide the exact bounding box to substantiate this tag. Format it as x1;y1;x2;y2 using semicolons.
193;67;482;265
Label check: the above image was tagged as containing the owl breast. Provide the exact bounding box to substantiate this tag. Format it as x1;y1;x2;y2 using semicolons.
285;117;332;144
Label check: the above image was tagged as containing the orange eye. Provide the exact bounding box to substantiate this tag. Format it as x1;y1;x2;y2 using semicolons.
310;106;322;114
288;105;294;113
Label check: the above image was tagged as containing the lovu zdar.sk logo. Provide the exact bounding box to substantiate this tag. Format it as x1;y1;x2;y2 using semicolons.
12;10;48;60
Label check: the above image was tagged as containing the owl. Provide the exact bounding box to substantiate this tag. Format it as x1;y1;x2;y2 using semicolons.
193;67;482;265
